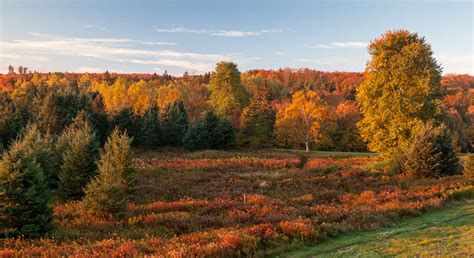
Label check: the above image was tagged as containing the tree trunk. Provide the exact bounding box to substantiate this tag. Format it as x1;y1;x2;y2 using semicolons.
305;142;309;152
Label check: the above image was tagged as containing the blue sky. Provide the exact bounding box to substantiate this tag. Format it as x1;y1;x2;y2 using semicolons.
0;0;472;75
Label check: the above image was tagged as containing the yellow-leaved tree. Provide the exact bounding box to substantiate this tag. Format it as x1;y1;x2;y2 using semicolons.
275;90;327;152
356;30;443;158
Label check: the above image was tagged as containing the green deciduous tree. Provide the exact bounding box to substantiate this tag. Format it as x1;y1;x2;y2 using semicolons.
0;142;53;238
356;30;443;158
208;62;249;117
56;112;100;201
82;129;134;218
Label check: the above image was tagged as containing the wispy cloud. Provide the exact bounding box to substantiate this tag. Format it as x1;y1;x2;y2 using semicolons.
295;57;347;65
76;66;112;73
302;42;367;49
156;27;281;38
0;33;229;72
275;51;287;55
435;53;474;74
82;25;107;30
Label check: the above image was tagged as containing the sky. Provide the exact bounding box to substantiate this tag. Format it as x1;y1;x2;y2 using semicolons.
0;0;472;75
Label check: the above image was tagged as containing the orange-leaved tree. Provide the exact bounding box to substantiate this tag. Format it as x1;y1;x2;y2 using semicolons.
275;90;327;152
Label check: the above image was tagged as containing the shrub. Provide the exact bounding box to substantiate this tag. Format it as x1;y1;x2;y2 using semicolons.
0;145;53;238
82;129;134;218
56;113;100;201
462;154;474;178
401;122;462;178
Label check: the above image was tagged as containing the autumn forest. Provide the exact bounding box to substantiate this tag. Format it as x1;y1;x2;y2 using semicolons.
1;28;473;256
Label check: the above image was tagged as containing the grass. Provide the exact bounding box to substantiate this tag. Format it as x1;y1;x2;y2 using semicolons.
279;200;474;257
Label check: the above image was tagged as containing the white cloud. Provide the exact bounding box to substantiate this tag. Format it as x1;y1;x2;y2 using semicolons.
275;51;287;55
435;54;474;74
295;57;347;65
76;66;109;73
82;25;107;30
0;33;231;72
156;27;281;38
302;42;367;49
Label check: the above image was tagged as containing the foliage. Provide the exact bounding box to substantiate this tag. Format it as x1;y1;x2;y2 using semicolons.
12;123;58;188
82;129;134;218
208;62;249;117
356;30;443;158
238;84;276;148
56;112;100;201
137;105;162;148
110;107;139;144
399;122;462;178
275;90;327;152
161;101;189;146
1;148;470;256
0;141;53;238
461;154;474;178
182;111;235;150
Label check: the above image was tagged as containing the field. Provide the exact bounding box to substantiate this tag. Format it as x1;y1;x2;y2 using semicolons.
282;201;474;257
1;149;473;256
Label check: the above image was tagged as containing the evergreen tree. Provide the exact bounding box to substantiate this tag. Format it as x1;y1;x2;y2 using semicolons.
0;143;53;238
13;124;58;189
110;107;139;144
138;105;162;148
82;129;134;218
356;30;443;158
401;122;461;178
162;101;189;146
182;111;235;150
56;112;100;201
238;89;276;148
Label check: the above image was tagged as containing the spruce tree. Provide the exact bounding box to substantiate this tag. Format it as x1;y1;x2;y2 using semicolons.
56;112;100;201
14;123;58;189
182;111;235;150
402;122;461;178
162;101;189;146
138;105;162;148
82;129;134;218
110;107;139;144
0;144;53;238
238;89;276;148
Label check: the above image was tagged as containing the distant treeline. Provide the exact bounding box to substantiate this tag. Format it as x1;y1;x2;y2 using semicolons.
0;65;472;152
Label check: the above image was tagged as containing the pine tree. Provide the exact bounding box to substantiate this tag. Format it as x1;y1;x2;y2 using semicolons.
182;111;235;150
401;122;461;178
13;123;58;189
82;129;134;218
110;107;139;144
0;144;53;238
238;88;276;148
162;101;189;146
56;112;100;201
137;105;162;148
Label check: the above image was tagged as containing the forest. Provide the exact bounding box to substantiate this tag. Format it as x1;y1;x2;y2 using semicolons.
0;30;473;256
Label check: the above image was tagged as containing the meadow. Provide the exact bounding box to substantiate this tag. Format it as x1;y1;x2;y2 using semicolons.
2;149;472;257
